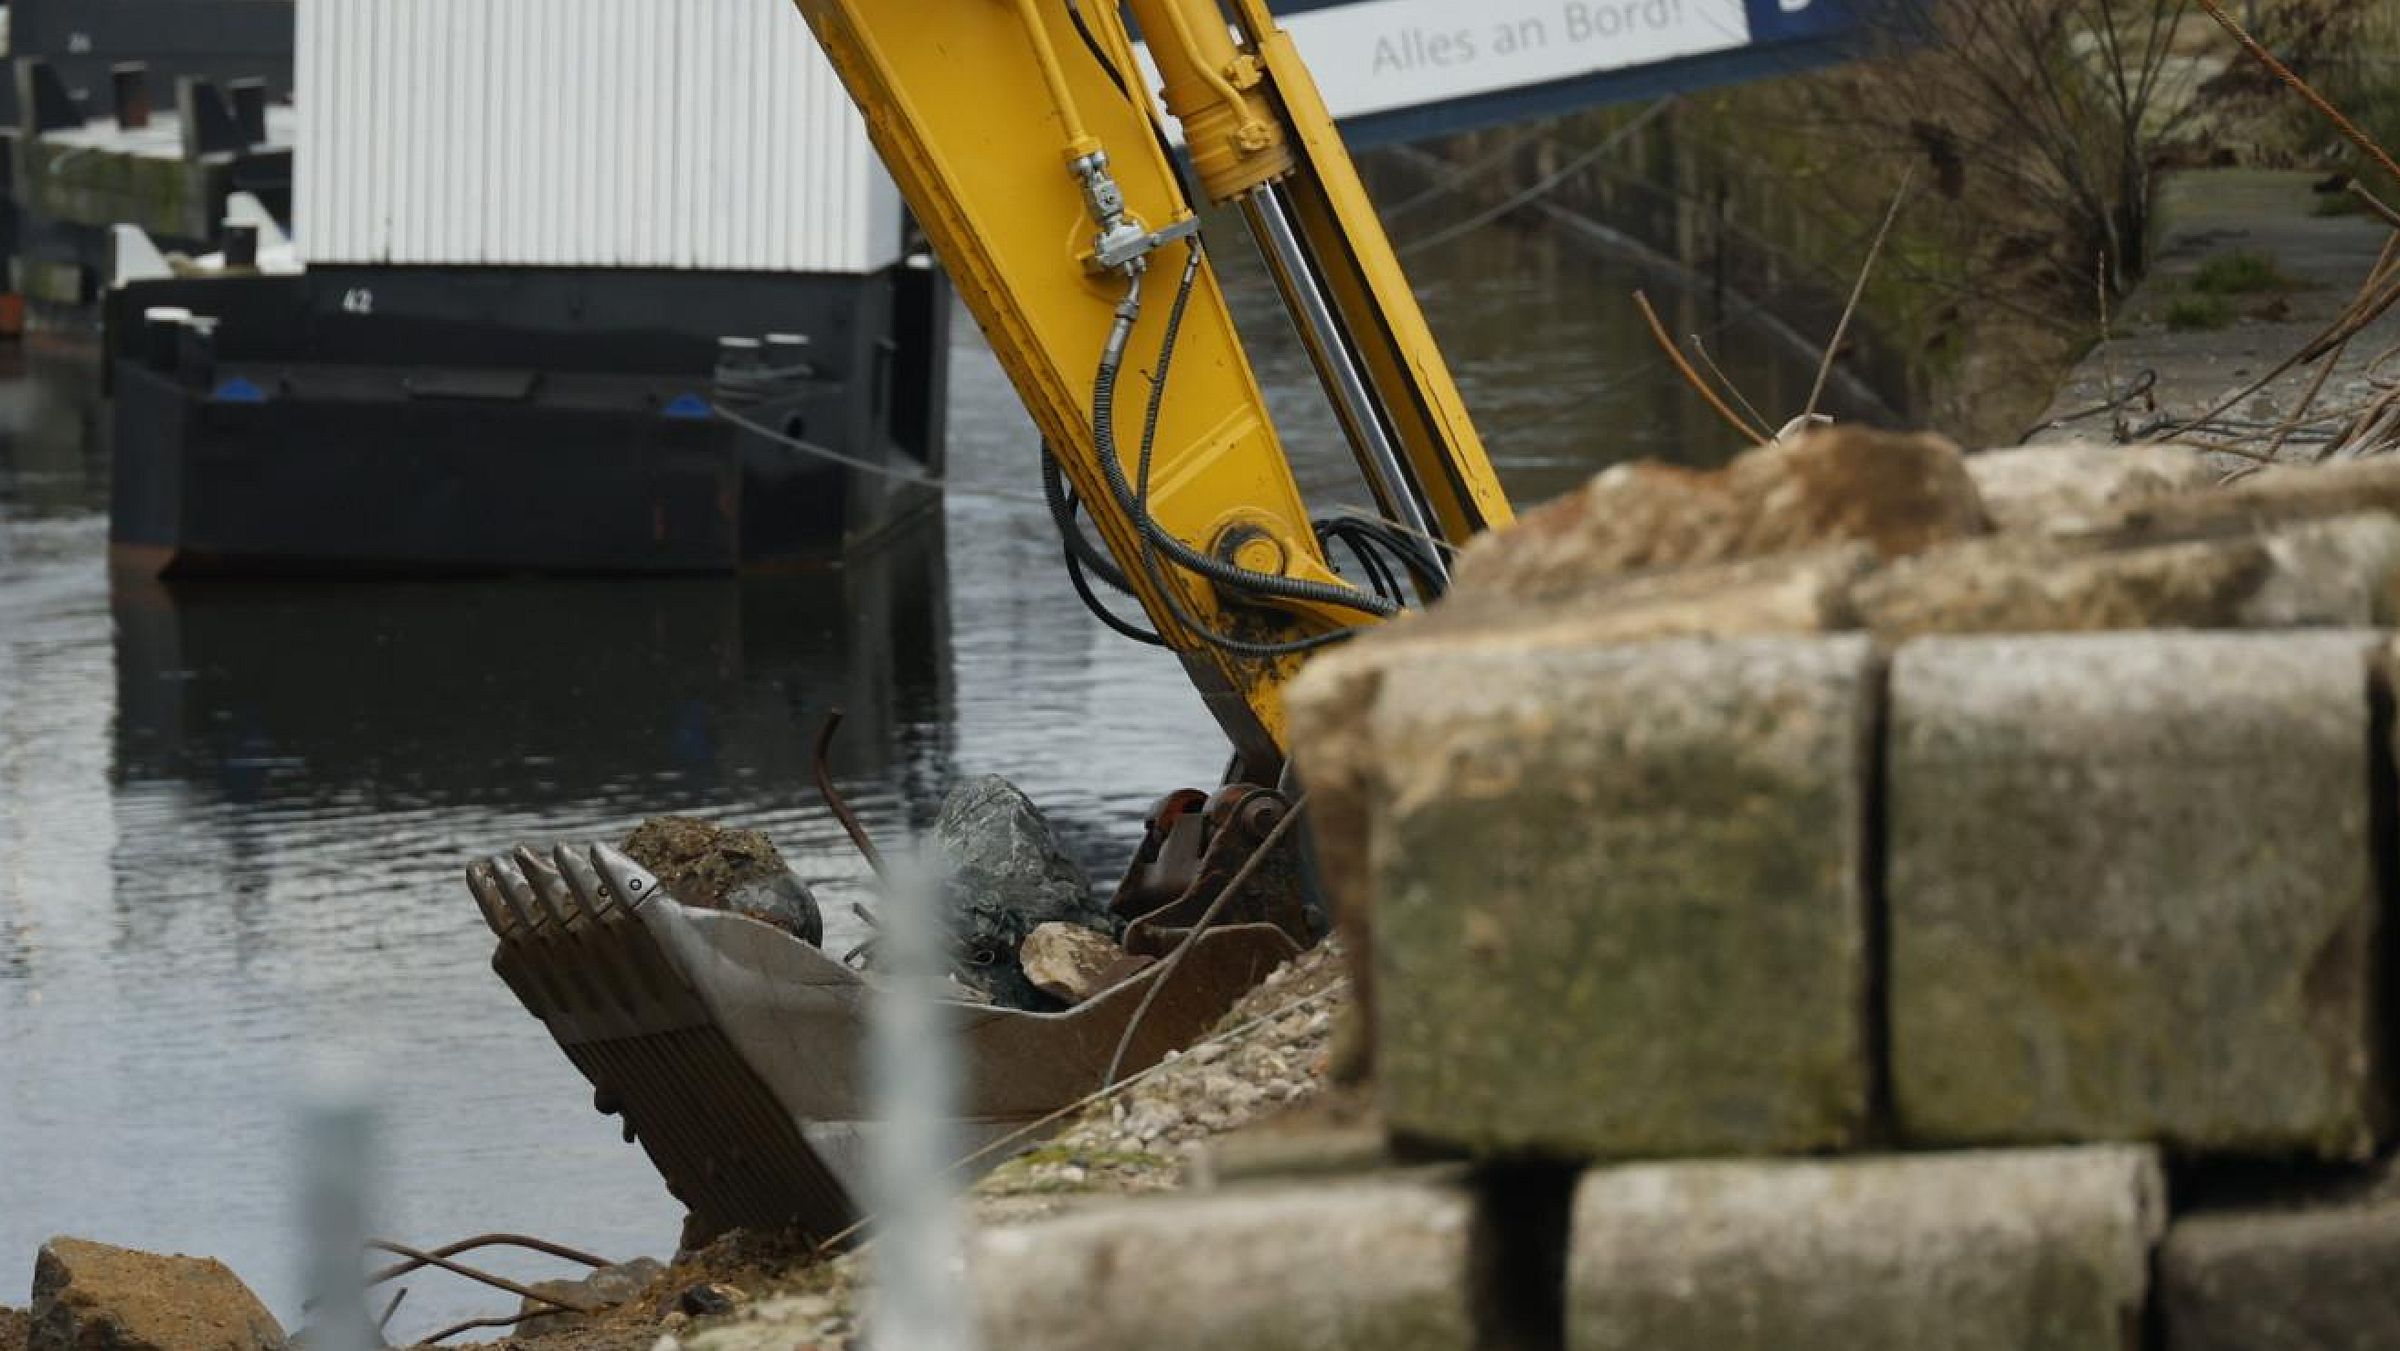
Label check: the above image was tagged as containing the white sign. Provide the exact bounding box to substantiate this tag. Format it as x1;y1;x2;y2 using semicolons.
1278;0;1755;121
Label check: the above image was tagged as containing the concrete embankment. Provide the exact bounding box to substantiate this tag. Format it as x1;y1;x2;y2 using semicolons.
924;423;2400;1351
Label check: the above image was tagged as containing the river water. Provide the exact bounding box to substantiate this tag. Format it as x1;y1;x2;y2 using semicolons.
0;210;1847;1337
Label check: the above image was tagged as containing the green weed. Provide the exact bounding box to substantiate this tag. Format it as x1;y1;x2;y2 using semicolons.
2165;293;2236;331
2191;250;2295;295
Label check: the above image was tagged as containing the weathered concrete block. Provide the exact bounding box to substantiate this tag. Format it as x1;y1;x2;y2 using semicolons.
1364;636;1875;1158
29;1238;284;1351
1889;631;2388;1156
1568;1146;2164;1351
1853;511;2400;637
1285;551;1871;1076
967;1177;1479;1351
2163;1187;2400;1351
1452;425;1984;603
1968;439;2216;533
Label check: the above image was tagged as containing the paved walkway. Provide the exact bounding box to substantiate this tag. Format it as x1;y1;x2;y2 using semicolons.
2032;169;2399;461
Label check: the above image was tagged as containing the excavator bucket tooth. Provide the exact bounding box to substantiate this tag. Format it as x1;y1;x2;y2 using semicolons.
552;845;617;918
588;844;663;913
464;860;517;939
485;855;548;937
469;840;1303;1247
513;845;581;931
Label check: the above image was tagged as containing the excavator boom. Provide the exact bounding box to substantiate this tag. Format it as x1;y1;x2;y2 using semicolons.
790;0;1511;767
465;2;1517;1250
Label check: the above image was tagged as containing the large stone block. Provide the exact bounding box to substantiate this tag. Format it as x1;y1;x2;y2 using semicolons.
1363;636;1876;1158
1568;1146;2164;1351
2163;1185;2400;1351
28;1238;284;1351
1285;551;1870;1077
967;1177;1480;1351
1853;512;2400;637
1452;426;1983;603
1888;631;2388;1156
1967;439;2216;534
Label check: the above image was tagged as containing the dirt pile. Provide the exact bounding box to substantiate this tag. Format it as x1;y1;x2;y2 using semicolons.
621;816;821;944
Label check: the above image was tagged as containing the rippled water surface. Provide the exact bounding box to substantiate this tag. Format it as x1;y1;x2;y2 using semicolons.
0;212;1851;1337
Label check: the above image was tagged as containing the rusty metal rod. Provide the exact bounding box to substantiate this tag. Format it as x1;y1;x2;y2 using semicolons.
362;1241;595;1316
375;1288;409;1338
360;1232;611;1290
814;710;887;878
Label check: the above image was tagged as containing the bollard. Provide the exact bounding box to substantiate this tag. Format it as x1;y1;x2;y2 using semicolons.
866;852;978;1351
112;63;152;131
297;1078;380;1351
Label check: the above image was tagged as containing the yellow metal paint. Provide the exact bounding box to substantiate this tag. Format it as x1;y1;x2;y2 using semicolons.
784;0;1512;765
1122;0;1292;202
1230;0;1516;540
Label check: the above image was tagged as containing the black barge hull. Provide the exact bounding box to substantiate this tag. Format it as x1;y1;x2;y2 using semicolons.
106;262;949;576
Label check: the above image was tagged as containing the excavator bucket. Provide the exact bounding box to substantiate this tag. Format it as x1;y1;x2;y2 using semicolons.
466;843;1301;1245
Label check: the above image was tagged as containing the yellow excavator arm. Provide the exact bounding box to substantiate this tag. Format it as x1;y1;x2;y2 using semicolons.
789;0;1512;770
463;7;1519;1247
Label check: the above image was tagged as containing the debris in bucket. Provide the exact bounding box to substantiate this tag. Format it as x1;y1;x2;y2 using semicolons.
621;817;824;946
1020;921;1147;1005
930;775;1118;1009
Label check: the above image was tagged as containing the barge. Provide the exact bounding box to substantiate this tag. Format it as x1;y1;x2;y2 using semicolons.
105;0;948;577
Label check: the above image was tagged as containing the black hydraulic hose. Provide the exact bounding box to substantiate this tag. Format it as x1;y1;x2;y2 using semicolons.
1088;259;1399;623
1063;540;1169;646
1040;440;1137;595
1105;257;1371;659
1063;0;1130;99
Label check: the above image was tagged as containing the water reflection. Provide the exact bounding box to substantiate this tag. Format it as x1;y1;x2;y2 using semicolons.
112;552;954;819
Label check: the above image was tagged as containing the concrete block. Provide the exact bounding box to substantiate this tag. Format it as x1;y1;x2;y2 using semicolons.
1853;512;2400;638
1285;549;1871;1060
1889;630;2388;1156
1568;1146;2164;1351
1364;636;1875;1158
1967;439;2216;534
967;1176;1479;1351
1452;425;1983;603
2163;1189;2400;1351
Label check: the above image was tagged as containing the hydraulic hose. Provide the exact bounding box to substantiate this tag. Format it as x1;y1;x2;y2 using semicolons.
1087;256;1398;624
1089;255;1379;660
1045;438;1167;645
1040;440;1137;596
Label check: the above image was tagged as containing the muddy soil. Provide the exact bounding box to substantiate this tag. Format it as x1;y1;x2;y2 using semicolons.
620;818;794;909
